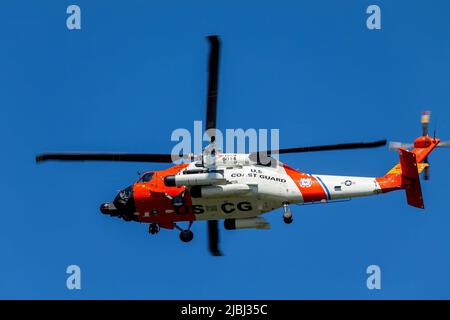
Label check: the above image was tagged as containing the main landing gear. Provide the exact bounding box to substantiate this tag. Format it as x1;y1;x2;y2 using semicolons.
282;202;293;224
148;221;194;243
175;221;194;243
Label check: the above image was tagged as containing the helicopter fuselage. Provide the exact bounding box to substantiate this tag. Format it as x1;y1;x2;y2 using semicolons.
101;153;383;230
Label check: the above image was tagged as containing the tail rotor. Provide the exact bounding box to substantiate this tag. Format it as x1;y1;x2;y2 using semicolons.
421;111;431;180
388;111;450;181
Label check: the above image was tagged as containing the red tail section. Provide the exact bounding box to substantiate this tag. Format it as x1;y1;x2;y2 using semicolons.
398;148;424;208
376;135;440;209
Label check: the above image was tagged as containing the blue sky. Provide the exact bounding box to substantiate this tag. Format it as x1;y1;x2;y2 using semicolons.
1;0;450;299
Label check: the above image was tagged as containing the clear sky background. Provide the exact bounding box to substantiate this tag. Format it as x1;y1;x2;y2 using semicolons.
1;0;450;299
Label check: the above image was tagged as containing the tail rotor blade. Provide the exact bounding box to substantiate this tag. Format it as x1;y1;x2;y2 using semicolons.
438;141;450;147
423;157;430;180
389;141;414;151
421;111;431;136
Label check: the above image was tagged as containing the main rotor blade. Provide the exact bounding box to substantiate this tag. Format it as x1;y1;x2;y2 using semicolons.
205;35;220;142
421;111;431;136
267;139;387;155
36;153;183;163
208;220;222;256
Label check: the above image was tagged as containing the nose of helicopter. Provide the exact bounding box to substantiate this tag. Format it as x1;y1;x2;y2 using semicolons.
113;185;134;209
100;185;137;221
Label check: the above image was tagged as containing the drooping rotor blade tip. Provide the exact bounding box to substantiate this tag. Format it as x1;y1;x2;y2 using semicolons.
208;220;222;256
207;35;220;43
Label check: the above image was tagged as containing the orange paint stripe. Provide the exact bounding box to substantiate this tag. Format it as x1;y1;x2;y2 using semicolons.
283;164;327;203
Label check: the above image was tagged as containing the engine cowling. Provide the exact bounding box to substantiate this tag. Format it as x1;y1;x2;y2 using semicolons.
164;172;226;187
224;217;270;230
190;184;251;198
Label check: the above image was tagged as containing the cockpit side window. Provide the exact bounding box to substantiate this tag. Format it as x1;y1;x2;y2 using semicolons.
140;172;154;182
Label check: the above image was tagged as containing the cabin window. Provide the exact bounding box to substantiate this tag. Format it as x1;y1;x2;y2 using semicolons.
140;172;154;182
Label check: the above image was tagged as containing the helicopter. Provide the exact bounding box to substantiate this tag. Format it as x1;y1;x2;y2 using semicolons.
36;36;449;256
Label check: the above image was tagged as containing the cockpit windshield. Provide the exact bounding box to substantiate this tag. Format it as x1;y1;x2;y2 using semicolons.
139;172;154;182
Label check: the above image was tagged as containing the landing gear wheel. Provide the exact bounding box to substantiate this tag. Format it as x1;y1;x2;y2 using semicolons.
282;202;293;224
283;216;293;224
179;230;194;243
149;223;160;235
